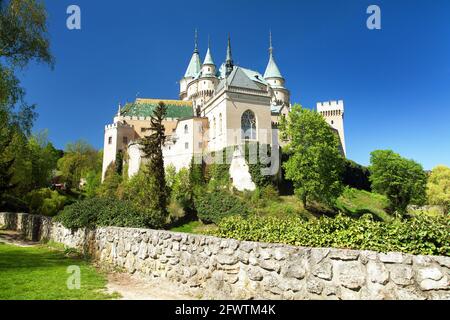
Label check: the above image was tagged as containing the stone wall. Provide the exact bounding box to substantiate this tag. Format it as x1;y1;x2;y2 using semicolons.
1;212;449;300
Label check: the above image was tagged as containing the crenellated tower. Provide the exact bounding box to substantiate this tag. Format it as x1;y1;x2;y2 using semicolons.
317;100;346;156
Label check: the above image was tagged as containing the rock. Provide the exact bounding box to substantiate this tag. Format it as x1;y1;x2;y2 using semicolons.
413;255;432;266
259;259;281;273
417;267;443;281
240;242;255;253
310;248;330;264
312;261;333;281
138;243;148;260
329;249;359;261
434;256;450;269
282;264;306;280
379;252;412;265
217;254;238;265
367;261;389;285
306;277;323;295
337;261;366;290
248;268;264;281
273;249;288;261
389;265;414;286
420;277;449;291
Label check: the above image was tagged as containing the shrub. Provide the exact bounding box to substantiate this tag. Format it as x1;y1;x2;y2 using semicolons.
427;165;450;213
194;190;248;224
55;197;146;230
25;188;67;216
212;214;450;256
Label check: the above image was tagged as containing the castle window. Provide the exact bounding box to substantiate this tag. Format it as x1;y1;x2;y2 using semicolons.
212;117;216;138
331;120;334;125
185;142;189;149
198;142;203;148
219;113;223;135
241;110;256;140
184;124;188;134
123;136;128;145
108;137;112;145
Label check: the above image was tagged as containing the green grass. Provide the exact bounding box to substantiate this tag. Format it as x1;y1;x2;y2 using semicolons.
252;195;317;220
0;242;118;300
336;187;391;221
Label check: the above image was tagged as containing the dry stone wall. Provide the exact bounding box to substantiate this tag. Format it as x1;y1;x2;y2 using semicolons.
1;212;449;300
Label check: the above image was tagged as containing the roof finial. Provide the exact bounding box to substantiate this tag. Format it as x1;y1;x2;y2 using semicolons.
194;28;199;53
208;34;210;49
225;34;234;76
269;30;273;56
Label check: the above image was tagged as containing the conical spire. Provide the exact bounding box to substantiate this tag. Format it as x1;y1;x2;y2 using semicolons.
203;36;214;65
264;31;283;79
225;34;234;76
184;29;201;78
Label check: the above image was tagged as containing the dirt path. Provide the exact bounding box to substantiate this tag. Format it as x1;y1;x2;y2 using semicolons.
0;230;38;247
106;272;199;300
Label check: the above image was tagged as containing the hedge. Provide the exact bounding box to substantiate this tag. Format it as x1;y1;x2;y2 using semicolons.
212;214;450;256
55;197;147;229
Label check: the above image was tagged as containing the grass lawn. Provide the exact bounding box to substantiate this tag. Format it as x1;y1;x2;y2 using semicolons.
0;241;117;300
336;187;391;221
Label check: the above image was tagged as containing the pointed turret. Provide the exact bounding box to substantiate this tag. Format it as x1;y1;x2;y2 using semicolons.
264;31;283;79
184;29;201;78
201;37;216;78
203;36;215;66
225;35;234;76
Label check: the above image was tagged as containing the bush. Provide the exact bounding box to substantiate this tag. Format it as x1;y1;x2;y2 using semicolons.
25;188;67;216
194;190;248;224
212;214;450;256
55;197;146;230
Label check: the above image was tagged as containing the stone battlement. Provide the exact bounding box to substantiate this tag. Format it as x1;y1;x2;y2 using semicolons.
104;122;134;130
317;100;344;112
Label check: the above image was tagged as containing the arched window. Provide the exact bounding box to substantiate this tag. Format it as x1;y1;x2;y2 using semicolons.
212;117;216;138
219;113;223;135
241;110;256;140
184;124;188;134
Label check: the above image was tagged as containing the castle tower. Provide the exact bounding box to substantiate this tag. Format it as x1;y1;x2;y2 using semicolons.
198;38;218;107
317;100;346;156
180;29;201;101
264;32;290;106
102;109;135;181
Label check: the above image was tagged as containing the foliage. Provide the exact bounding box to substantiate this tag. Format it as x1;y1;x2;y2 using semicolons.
0;0;53;203
281;104;345;207
204;147;233;189
139;101;169;227
212;214;450;256
0;241;116;300
24;188;66;216
96;163;122;198
83;170;101;198
57;140;101;190
244;142;274;188
342;159;371;191
426;165;450;213
27;130;59;188
369;150;427;214
55;197;146;230
194;189;248;224
336;187;391;221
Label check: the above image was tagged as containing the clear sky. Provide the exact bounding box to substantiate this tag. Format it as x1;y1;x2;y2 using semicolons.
17;0;450;169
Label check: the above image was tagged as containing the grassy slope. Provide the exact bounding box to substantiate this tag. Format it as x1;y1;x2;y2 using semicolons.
0;242;116;300
336;188;391;221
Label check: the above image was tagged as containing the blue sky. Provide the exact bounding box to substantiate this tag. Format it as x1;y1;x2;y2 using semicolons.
17;0;450;169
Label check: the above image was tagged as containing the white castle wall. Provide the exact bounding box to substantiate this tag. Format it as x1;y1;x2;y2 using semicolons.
317;100;346;156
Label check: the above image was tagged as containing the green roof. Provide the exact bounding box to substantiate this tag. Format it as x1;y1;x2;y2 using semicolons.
120;99;194;119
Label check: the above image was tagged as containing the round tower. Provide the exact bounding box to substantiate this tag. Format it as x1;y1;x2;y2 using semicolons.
264;32;290;106
180;30;201;101
198;38;218;105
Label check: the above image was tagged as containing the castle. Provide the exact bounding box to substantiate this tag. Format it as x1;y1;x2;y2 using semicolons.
102;32;346;190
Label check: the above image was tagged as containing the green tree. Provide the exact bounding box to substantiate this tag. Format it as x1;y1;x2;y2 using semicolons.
57;140;100;189
97;163;122;198
0;0;53;202
369;150;427;214
426;165;450;213
281;104;344;208
28;130;59;189
139;101;169;227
